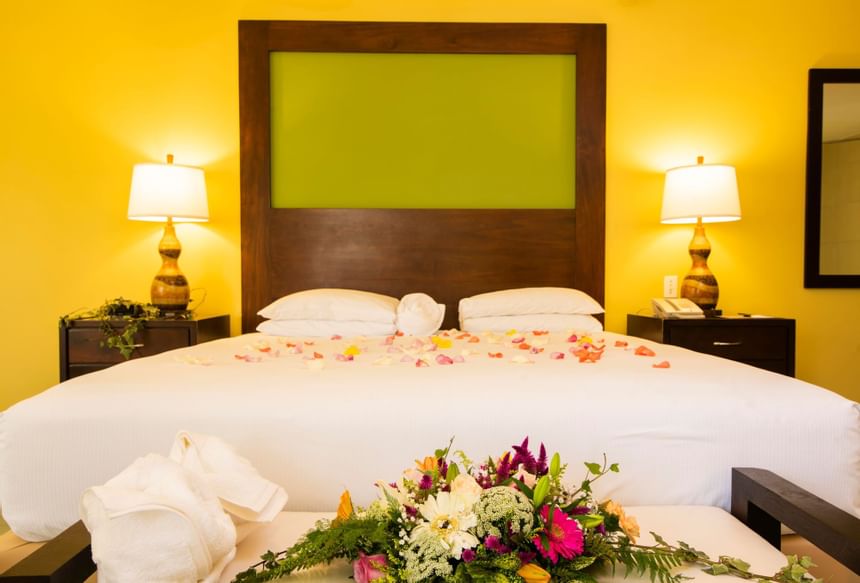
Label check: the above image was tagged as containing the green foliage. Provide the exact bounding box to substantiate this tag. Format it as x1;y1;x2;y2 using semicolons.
613;545;686;583
233;517;393;582
532;475;550;506
60;297;176;360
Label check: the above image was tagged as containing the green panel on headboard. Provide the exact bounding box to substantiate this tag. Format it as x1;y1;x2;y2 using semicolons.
270;52;576;209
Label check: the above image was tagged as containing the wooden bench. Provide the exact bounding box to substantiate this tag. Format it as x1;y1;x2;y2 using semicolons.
1;469;858;582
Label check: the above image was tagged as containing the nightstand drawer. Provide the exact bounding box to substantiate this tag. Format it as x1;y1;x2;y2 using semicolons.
666;325;788;361
66;327;192;364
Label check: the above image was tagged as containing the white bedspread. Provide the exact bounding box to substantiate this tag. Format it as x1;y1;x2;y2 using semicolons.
1;331;858;541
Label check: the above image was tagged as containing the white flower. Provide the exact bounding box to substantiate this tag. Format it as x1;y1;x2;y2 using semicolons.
375;479;412;507
450;474;482;508
402;468;424;484
411;492;478;559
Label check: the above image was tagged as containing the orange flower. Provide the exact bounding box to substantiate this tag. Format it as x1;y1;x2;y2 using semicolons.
336;490;353;522
517;563;551;583
415;456;437;472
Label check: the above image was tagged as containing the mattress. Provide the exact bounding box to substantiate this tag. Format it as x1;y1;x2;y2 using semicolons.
1;331;858;541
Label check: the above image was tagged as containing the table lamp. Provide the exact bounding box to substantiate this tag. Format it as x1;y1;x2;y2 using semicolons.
128;154;208;313
661;156;741;313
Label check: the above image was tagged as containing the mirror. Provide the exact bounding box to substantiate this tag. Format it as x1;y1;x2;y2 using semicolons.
805;68;860;287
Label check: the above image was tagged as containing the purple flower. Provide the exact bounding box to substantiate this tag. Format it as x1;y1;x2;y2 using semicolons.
569;505;590;515
462;549;476;562
438;459;448;479
496;453;512;483
404;505;418;518
485;535;510;554
536;443;548;476
511;437;537;474
518;550;537;564
419;474;433;490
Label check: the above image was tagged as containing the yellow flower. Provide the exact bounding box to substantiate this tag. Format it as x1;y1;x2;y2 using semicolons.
604;499;640;543
620;513;640;541
336;490;353;522
517;563;551;583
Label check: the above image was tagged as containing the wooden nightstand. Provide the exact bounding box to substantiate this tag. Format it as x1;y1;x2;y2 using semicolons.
626;314;796;376
59;314;230;381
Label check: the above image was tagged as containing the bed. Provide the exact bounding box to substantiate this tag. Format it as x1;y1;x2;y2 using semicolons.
1;21;858;552
2;328;858;543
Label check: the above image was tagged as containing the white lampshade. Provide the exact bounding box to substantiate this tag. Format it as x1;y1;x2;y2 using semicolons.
128;161;208;222
661;161;741;224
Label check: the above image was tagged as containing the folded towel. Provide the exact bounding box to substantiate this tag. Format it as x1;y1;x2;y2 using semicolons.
80;453;236;583
169;431;288;540
396;293;445;336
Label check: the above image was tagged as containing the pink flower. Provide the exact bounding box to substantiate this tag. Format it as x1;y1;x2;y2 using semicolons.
353;552;387;583
533;506;584;563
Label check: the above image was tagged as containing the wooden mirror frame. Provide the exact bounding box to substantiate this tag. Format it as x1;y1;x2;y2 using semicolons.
804;68;860;288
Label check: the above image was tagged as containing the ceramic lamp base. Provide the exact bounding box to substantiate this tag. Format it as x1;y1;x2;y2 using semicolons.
681;219;720;311
151;219;190;312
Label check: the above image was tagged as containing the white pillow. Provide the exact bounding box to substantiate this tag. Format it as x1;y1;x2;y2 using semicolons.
396;293;445;336
458;287;604;323
461;314;604;334
257;319;396;338
258;289;398;323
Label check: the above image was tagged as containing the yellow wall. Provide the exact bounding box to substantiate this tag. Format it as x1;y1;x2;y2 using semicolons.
2;0;858;409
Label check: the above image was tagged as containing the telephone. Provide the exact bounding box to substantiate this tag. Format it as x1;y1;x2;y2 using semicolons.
651;297;705;319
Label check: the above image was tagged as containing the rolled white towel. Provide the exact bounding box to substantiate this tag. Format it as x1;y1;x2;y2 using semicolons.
396;293;445;336
169;431;288;539
80;453;236;583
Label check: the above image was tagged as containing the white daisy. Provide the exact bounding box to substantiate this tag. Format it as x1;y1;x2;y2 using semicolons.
410;491;478;559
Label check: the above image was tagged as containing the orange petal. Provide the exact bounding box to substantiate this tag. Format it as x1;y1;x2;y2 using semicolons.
634;345;656;357
652;360;671;368
517;563;551;583
614;340;628;347
336;490;353;521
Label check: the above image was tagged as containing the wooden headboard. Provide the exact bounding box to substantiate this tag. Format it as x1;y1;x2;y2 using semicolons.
238;21;606;332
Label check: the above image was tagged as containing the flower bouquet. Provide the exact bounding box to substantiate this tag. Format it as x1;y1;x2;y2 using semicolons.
233;438;819;583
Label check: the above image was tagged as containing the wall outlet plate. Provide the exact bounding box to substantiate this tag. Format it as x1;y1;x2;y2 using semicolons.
664;275;678;298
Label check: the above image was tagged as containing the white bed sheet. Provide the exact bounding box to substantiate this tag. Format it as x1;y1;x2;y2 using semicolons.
1;331;858;541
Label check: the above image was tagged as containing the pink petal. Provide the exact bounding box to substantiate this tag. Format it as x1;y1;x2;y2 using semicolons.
435;354;454;365
550;352;565;360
